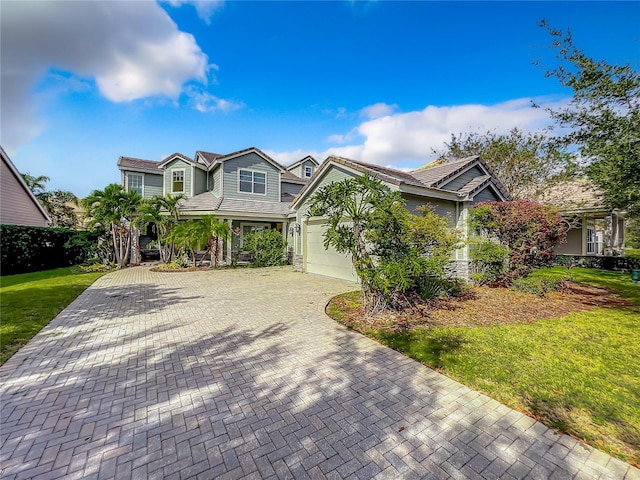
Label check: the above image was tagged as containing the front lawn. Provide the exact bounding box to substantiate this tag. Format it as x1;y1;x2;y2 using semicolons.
0;267;107;365
327;267;640;465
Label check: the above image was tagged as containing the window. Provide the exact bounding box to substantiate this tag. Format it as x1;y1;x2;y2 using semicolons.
304;166;313;178
238;169;266;194
127;174;143;196
172;170;184;193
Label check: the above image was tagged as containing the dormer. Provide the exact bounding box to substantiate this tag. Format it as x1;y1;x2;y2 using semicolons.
286;156;319;179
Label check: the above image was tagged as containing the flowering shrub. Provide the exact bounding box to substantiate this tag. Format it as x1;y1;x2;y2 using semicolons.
469;200;567;283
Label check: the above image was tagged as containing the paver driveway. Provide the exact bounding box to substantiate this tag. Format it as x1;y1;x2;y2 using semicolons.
1;267;637;480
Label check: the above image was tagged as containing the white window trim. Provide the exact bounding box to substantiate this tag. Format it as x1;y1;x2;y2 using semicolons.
237;168;267;196
304;166;313;177
171;168;186;194
126;172;144;197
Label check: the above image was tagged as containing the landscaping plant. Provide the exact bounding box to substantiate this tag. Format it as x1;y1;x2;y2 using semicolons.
243;229;287;267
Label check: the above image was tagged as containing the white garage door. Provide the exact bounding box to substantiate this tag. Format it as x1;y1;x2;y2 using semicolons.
304;219;359;282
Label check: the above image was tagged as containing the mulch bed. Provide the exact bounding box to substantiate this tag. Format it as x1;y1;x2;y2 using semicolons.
332;282;632;332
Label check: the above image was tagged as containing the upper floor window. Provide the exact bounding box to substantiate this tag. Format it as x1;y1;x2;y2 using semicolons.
172;169;184;193
239;169;266;194
304;166;314;178
127;174;143;196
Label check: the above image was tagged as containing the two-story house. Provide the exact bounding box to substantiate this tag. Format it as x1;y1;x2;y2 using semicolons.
118;147;315;263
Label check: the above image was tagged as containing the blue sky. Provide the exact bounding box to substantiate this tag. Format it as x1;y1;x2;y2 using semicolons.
2;1;638;197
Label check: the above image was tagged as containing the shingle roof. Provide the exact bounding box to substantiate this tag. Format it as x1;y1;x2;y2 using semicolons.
117;156;162;173
287;155;319;170
177;192;292;216
410;156;479;188
282;170;308;184
329;156;426;188
196;151;223;167
535;179;606;212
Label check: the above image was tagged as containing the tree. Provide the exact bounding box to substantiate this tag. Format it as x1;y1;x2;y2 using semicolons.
21;172;79;228
469;200;567;283
167;221;207;267
433;128;576;199
538;21;640;218
309;174;460;312
83;184;142;267
133;194;184;263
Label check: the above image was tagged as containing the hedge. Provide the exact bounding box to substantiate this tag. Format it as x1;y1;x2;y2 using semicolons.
1;225;98;276
553;254;640;271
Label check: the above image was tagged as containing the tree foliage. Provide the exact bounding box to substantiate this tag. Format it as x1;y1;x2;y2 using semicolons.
21;172;79;228
433;128;576;199
469;200;567;283
83;184;141;267
167;216;231;267
538;20;640;218
309;174;460;312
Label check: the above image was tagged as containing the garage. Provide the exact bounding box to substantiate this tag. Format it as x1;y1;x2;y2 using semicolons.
303;219;359;282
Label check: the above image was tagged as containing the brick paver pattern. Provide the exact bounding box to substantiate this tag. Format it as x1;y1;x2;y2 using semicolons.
1;267;638;480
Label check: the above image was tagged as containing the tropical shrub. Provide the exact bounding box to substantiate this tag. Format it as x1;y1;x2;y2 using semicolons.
243;230;286;267
469;240;510;285
308;174;461;312
0;225;98;275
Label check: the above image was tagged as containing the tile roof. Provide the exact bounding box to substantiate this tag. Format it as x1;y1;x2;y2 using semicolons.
117;156;162;173
282;170;307;184
329;156;426;188
287;155;319;170
178;192;223;211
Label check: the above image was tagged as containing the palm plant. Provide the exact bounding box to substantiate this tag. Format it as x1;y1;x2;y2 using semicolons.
133;194;184;263
200;216;231;268
168;221;208;267
83;184;142;267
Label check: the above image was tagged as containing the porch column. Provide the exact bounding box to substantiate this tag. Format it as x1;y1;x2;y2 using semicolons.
604;215;613;253
581;215;587;256
227;219;233;263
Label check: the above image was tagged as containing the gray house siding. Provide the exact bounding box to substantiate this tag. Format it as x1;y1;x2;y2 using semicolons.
211;166;222;197
163;159;192;197
472;186;499;204
441;166;484;191
145;174;163;198
282;181;303;196
0;157;49;227
222;152;280;202
403;194;457;227
290;159;317;179
194;168;208;196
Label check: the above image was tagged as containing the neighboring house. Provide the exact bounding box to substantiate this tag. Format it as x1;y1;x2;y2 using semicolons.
118;147;313;263
0;146;50;227
535;179;625;256
290;155;512;282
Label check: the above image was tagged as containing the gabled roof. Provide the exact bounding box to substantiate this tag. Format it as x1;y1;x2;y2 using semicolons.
286;155;319;171
195;150;223;167
117;156;162;174
291;155;512;209
209;147;287;172
1;146;51;225
158;152;205;170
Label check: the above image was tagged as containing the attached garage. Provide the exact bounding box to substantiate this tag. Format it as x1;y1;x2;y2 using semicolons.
303;219;359;282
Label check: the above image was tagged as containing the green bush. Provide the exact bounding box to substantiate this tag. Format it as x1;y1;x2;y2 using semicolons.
419;276;468;300
1;225;98;275
469;240;510;285
243;230;286;267
511;276;564;297
78;262;118;273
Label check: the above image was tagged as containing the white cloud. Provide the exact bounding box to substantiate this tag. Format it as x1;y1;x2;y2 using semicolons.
187;89;245;113
360;102;398;119
272;97;566;169
166;0;224;24
0;1;213;150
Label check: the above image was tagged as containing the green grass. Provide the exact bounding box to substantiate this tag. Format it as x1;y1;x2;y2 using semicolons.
329;268;640;465
0;267;107;365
